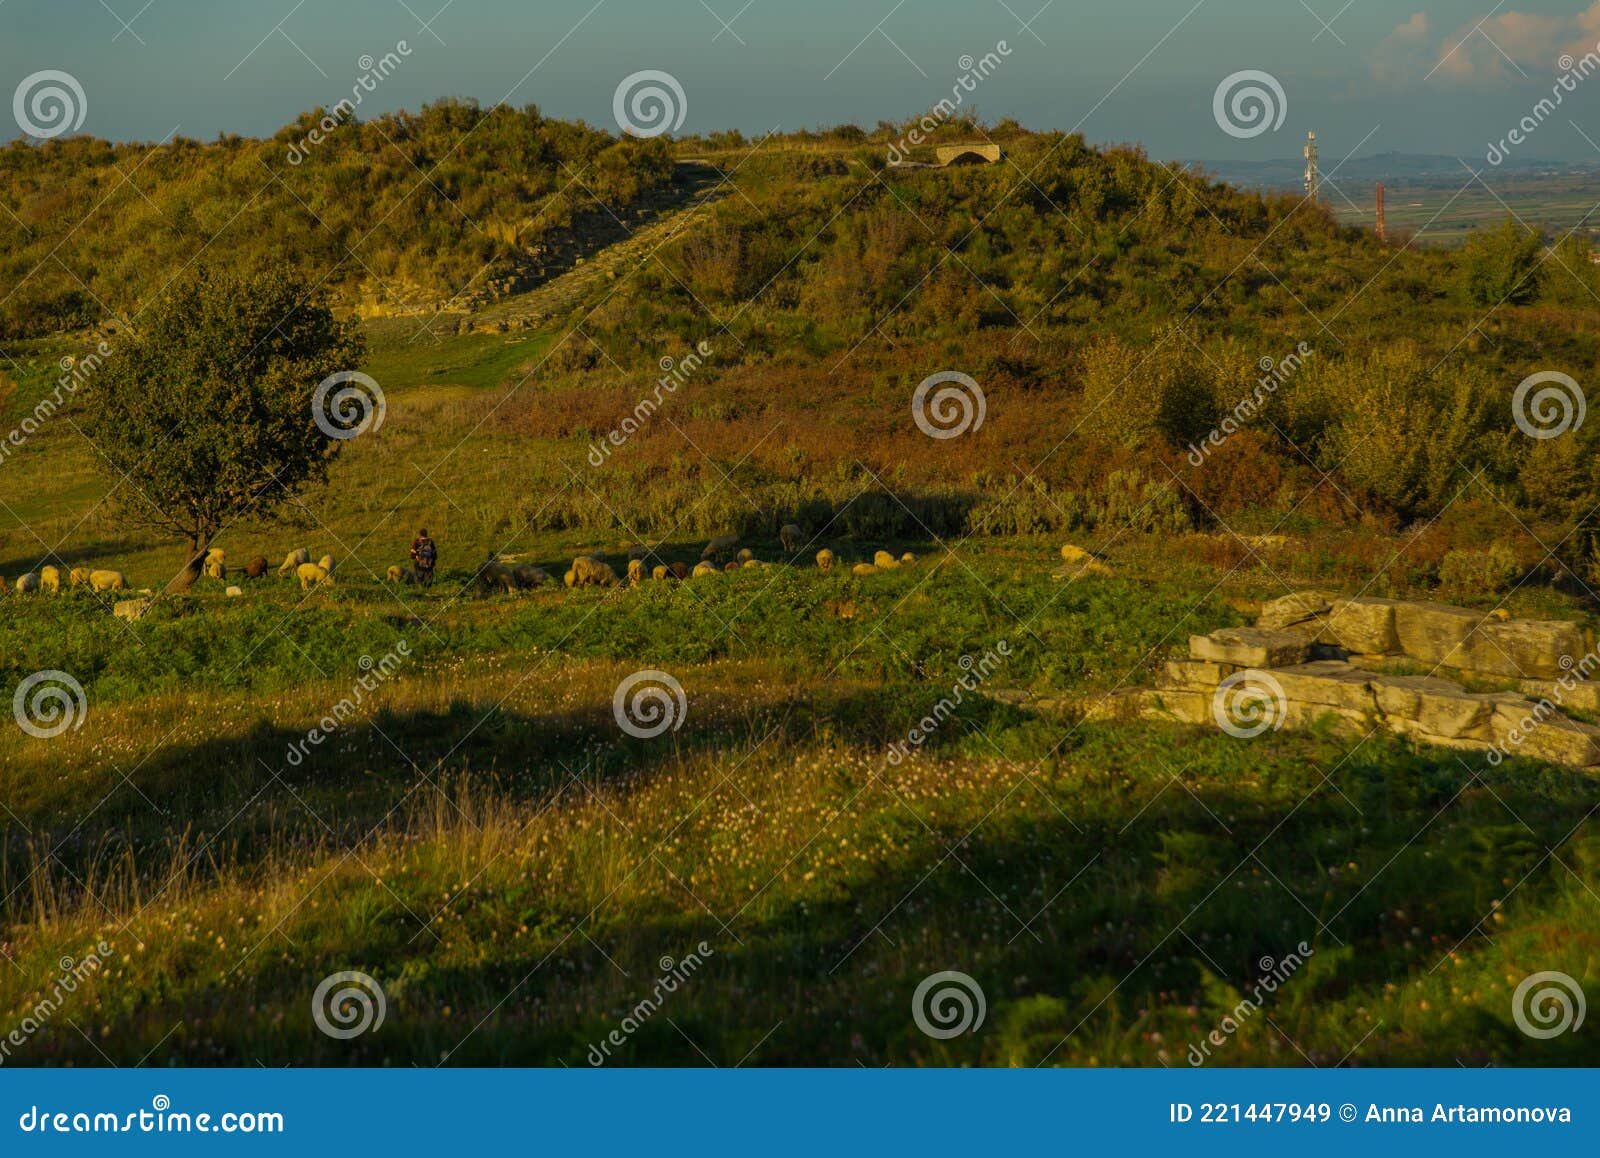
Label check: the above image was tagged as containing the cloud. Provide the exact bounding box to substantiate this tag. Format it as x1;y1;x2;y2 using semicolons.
1373;2;1600;86
1371;12;1432;85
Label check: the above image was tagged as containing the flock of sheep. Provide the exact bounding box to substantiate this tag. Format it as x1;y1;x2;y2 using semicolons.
521;525;920;594
0;565;129;595
1;547;339;599
207;547;340;591
2;525;926;603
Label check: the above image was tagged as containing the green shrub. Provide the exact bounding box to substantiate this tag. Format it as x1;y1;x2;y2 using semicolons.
1438;542;1520;597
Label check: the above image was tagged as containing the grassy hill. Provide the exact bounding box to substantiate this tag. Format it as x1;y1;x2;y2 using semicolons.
1;114;1598;1066
0;100;673;338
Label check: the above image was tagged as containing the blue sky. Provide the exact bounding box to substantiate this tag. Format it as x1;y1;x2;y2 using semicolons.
4;0;1600;162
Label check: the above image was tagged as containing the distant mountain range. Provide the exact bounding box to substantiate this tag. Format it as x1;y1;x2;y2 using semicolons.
1189;151;1600;192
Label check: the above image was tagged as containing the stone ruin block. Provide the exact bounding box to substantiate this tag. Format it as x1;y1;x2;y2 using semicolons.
1189;627;1310;668
1391;601;1485;667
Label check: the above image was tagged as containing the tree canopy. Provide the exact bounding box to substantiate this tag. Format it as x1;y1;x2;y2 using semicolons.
78;266;365;587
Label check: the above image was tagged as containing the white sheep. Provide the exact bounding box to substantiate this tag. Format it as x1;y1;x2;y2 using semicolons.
700;533;739;561
296;563;333;591
40;564;61;594
569;556;618;587
278;548;310;576
15;571;39;593
88;570;127;592
203;547;226;581
317;554;335;575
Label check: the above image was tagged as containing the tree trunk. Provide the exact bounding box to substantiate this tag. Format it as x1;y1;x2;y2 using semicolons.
167;534;208;594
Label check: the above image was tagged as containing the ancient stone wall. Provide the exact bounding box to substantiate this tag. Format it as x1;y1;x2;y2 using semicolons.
1138;593;1600;768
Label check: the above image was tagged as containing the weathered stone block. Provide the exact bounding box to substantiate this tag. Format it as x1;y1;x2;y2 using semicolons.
1518;678;1600;714
1271;661;1378;713
1370;675;1496;740
1326;598;1401;654
1278;699;1368;734
1189;627;1310;668
1136;689;1213;727
1258;592;1330;632
1392;602;1485;666
1160;660;1234;690
1491;703;1600;767
1463;620;1587;680
1386;718;1496;754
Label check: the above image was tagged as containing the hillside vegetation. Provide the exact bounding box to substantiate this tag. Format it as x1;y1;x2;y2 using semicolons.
1;114;1598;1067
0;100;673;337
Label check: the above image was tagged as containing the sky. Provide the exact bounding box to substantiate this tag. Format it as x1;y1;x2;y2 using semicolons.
4;0;1600;164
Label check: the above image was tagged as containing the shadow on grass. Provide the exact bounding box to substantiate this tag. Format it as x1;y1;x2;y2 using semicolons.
20;718;1600;1067
4;681;1023;907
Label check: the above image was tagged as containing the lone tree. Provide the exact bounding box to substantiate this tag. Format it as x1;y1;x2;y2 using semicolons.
79;266;365;590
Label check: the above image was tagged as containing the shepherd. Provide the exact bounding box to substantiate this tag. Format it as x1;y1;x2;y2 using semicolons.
410;528;437;586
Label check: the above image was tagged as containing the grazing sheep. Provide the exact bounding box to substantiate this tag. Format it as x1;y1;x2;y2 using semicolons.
1066;560;1115;580
627;558;646;585
563;569;577;588
872;550;899;570
40;564;61;594
296;563;333;591
202;548;226;581
852;563;880;577
724;561;740;573
816;548;835;571
478;555;517;594
279;548;310;576
15;572;38;593
68;567;89;587
1060;544;1103;565
670;561;689;580
652;565;669;581
692;561;717;579
88;570;127;592
700;533;739;561
0;576;8;594
900;552;917;565
243;556;269;580
736;548;754;564
386;564;405;584
317;554;335;575
570;555;618;587
742;559;761;570
514;565;548;589
780;524;802;553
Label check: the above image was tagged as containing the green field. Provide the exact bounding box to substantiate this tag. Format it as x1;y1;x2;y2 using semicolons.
1325;171;1600;248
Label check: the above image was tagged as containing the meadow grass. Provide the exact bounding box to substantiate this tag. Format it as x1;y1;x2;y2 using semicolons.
1;539;1598;1066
